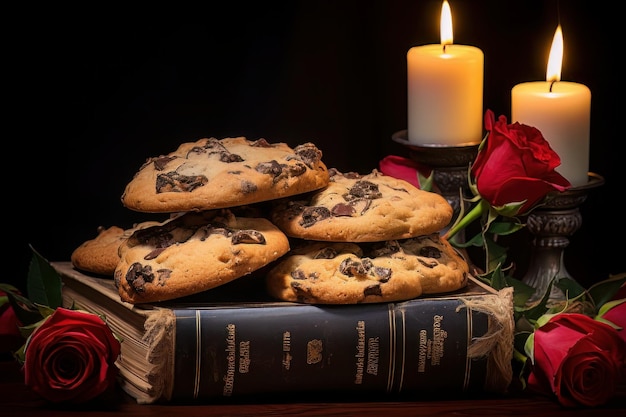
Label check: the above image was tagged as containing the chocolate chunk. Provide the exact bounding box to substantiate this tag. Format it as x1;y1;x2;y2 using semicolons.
363;284;383;297
202;225;232;239
285;161;307;177
314;246;338;259
328;167;341;178
331;203;356;217
203;138;229;155
255;160;284;178
293;142;323;168
145;247;167;260
153;156;177;171
194;139;244;162
187;145;208;157
346;180;382;200
419;246;442;259
339;257;367;276
240;179;258;194
251;138;272;147
342;172;362;180
299;206;331;227
291;269;307;280
220;152;244;163
125;263;154;293
418;258;439;268
129;224;176;248
290;281;314;303
361;258;374;271
231;230;266;245
156;171;208;193
283;201;306;217
372;266;391;282
155;269;172;286
368;240;401;257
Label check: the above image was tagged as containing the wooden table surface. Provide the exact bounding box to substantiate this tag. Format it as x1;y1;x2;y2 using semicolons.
1;359;624;417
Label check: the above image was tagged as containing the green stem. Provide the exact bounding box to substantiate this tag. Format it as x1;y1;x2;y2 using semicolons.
443;199;487;240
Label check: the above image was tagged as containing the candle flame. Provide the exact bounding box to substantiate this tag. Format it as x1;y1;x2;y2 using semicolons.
440;1;453;47
546;25;563;83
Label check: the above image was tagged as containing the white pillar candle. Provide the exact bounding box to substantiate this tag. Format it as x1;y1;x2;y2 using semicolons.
407;0;484;147
511;25;591;187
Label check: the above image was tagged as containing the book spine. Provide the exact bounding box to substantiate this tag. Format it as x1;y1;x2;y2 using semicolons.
171;297;495;400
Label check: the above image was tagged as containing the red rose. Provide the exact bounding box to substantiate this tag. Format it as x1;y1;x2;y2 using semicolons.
379;155;431;189
23;307;121;403
0;289;24;354
472;109;570;214
528;313;626;407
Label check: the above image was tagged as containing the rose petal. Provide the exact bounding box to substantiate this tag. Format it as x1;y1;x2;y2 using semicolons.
379;155;429;189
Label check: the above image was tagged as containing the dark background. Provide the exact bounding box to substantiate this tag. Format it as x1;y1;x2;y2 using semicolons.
10;1;622;292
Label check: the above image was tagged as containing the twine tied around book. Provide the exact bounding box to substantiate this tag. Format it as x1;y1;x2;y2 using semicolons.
458;286;515;393
143;308;176;403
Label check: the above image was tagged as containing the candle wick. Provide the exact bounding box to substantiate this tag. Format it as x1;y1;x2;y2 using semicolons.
549;80;556;92
443;44;447;53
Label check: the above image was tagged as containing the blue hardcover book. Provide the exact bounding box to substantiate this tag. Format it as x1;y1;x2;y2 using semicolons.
54;261;513;404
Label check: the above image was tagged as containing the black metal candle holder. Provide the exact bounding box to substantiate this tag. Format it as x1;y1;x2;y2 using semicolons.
521;173;605;305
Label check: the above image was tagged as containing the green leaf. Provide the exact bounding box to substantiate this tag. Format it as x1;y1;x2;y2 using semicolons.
523;332;535;364
516;278;554;322
493;200;526;217
417;171;434;192
484;238;508;273
507;277;535;308
554;277;586;301
486;220;524;236
27;245;63;309
480;264;507;290
514;331;532;360
0;283;20;297
35;303;57;318
17;316;48;339
450;231;484;249
596;298;625;320
13;342;26;365
3;287;43;327
587;272;626;310
536;312;560;328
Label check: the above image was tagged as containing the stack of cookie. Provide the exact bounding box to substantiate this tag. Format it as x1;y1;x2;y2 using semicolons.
70;137;469;305
265;169;469;304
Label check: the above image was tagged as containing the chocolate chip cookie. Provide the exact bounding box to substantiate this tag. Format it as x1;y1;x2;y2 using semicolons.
114;209;290;303
269;169;453;242
266;234;469;304
121;137;330;213
71;226;126;276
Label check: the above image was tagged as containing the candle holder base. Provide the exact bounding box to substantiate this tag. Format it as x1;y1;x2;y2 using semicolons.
392;130;480;220
521;173;604;306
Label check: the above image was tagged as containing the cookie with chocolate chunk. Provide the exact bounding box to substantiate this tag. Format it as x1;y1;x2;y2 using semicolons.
266;234;468;304
269;169;453;242
114;209;290;304
71;226;126;276
121;137;330;213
